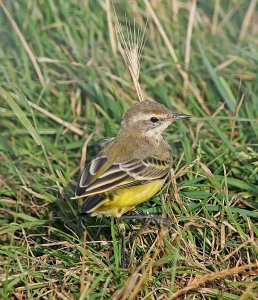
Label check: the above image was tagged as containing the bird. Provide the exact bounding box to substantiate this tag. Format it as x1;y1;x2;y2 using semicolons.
73;100;191;218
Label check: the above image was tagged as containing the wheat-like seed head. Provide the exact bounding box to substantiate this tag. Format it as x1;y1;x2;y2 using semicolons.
114;11;147;102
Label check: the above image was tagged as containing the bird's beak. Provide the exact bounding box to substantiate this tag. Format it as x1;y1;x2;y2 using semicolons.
170;113;192;120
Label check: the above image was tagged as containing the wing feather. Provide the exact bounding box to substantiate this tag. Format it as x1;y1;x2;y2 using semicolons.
79;156;108;187
74;155;170;198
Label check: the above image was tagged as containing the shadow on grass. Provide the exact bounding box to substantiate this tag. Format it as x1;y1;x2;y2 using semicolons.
51;193;112;242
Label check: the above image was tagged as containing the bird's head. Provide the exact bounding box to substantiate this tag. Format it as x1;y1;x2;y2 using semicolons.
120;100;191;136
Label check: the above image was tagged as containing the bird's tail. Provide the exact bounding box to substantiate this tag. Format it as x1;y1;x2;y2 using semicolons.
78;195;106;215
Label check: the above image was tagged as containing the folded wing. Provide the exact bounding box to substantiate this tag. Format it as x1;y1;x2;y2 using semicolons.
75;155;170;198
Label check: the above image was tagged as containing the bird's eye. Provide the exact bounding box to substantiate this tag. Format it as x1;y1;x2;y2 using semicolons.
150;117;159;123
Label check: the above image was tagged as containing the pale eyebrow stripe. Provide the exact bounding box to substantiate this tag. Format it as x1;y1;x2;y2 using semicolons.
131;113;166;122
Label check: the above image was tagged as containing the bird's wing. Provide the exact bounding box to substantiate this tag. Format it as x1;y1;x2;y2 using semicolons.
74;155;171;198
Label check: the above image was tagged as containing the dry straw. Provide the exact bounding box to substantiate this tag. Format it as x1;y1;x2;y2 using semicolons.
113;8;147;102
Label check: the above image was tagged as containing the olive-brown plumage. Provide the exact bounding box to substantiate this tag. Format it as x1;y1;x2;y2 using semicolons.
73;100;191;218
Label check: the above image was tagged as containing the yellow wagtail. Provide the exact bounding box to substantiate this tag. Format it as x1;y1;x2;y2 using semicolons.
73;100;191;218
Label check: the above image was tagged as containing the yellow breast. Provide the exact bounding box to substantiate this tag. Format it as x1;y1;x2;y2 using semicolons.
90;179;165;218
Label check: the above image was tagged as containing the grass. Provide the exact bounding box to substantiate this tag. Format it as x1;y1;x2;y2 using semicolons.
0;0;257;299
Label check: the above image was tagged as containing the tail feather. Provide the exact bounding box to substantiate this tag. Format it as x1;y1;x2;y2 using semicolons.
79;195;106;215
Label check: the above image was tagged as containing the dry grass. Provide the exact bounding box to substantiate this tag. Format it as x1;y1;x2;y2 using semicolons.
0;0;257;299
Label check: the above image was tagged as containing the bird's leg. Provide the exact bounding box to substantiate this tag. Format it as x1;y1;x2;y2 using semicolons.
128;218;152;245
121;214;174;247
116;215;174;267
120;214;174;226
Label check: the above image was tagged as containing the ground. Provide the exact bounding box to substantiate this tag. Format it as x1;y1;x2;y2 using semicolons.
0;1;257;299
